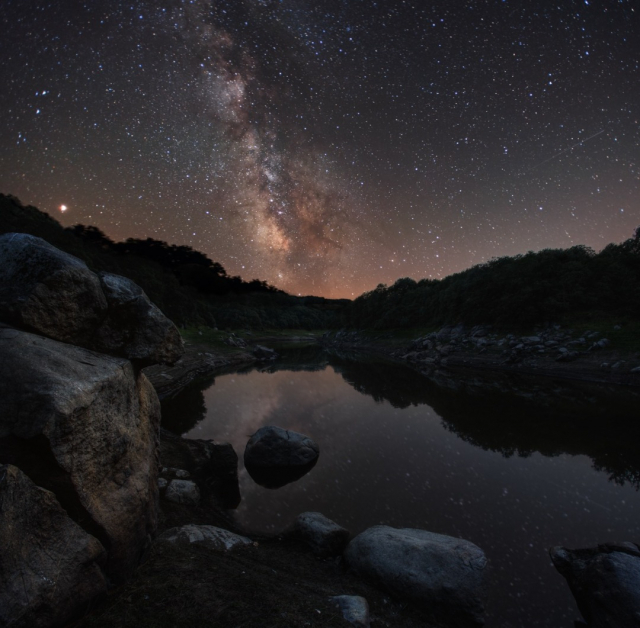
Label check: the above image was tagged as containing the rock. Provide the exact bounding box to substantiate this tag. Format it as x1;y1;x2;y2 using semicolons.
165;479;201;506
0;464;107;628
0;233;107;345
158;478;168;489
159;524;251;550
556;351;579;362
253;344;278;361
92;272;184;366
0;233;183;366
159;428;240;508
550;543;640;628
244;426;319;489
175;469;190;478
289;512;350;557
0;326;160;582
329;595;370;627
344;526;487;627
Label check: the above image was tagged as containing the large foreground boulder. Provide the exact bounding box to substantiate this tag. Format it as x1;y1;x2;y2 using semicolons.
550;543;640;628
344;526;487;627
0;326;160;582
0;233;107;345
0;233;183;365
244;425;319;488
0;465;107;628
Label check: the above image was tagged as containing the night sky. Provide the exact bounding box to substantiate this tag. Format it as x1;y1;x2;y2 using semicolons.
1;1;638;298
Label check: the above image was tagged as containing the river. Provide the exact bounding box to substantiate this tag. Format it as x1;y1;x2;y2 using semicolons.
161;345;640;627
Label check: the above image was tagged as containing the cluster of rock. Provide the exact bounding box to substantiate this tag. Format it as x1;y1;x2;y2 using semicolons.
283;513;488;628
0;234;184;628
400;324;640;376
403;324;614;365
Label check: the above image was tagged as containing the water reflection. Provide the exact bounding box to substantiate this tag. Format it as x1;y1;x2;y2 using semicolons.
160;347;640;627
163;349;640;489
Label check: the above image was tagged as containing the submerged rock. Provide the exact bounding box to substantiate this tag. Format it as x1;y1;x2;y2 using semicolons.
329;595;370;627
289;512;350;557
0;326;160;582
244;425;319;488
0;465;107;628
344;526;487;627
159;524;251;550
550;543;640;628
0;233;183;365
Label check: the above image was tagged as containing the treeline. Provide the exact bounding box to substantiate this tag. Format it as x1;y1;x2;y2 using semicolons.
0;194;348;329
346;231;640;329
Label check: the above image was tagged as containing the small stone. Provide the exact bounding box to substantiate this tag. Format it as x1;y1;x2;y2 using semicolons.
291;512;350;557
158;478;168;489
165;479;200;506
159;524;251;550
329;595;370;627
175;469;190;479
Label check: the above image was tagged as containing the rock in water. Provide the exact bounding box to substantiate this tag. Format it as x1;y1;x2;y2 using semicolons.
0;326;160;582
344;526;487;627
550;543;640;628
0;233;183;365
0;465;107;628
244;425;319;488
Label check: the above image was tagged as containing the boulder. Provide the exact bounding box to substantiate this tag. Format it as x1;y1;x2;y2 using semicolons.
93;272;184;366
0;465;107;628
344;526;487;627
158;524;251;550
244;425;319;488
0;233;107;345
0;233;183;365
329;595;370;627
550;543;640;628
289;512;350;557
164;479;201;506
0;326;160;582
159;428;240;508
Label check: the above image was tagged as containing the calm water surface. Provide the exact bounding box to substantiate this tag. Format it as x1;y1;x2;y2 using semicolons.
162;347;640;627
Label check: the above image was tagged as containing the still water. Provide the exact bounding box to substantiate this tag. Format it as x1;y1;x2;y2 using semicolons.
162;346;640;627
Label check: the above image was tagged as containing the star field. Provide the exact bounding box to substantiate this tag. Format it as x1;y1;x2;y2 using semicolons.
0;0;638;298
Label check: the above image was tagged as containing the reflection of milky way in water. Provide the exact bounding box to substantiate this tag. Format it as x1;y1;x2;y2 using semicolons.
172;359;640;628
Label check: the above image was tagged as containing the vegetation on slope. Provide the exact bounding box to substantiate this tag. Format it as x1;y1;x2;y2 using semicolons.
346;231;640;330
3;192;638;332
0;194;348;329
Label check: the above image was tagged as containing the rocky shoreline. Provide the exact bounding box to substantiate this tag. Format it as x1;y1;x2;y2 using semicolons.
3;232;640;628
321;325;640;387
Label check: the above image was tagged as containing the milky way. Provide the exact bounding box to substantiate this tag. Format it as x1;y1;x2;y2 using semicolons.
0;1;639;297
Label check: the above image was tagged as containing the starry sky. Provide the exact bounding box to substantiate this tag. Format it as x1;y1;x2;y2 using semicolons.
0;0;638;298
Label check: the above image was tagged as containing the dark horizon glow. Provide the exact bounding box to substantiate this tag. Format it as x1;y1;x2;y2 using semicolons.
0;1;639;298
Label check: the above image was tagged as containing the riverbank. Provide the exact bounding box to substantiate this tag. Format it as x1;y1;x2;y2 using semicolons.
321;324;640;387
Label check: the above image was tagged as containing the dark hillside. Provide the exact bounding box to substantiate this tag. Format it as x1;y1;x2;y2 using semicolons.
346;231;640;330
0;194;348;329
